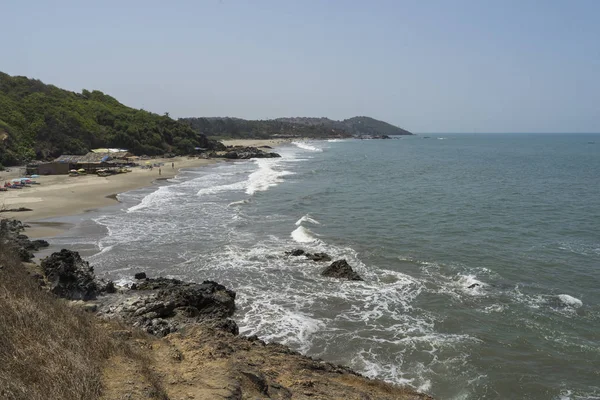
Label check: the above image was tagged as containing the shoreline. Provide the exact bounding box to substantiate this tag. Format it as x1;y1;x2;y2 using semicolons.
0;139;291;238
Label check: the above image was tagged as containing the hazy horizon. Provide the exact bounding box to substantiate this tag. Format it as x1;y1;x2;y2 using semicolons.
3;0;600;133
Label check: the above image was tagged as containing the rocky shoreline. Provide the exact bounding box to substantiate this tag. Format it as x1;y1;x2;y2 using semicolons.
1;218;432;399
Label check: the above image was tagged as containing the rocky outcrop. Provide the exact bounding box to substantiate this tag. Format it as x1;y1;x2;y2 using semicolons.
106;325;434;400
321;259;363;281
221;146;281;159
286;249;332;262
306;252;332;262
97;276;238;337
0;219;49;261
286;248;305;256
134;271;147;280
40;249;99;300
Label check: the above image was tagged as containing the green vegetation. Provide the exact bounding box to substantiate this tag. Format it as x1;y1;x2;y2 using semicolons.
180;116;412;139
0;72;221;166
275;116;413;136
179;117;354;139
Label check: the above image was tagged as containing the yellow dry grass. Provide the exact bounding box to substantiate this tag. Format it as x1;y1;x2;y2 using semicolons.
0;238;166;400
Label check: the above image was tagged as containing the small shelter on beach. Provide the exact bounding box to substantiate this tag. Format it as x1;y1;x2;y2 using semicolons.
27;162;71;175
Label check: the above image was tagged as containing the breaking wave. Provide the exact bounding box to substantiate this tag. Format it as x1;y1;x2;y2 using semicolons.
295;214;320;226
291;226;319;243
292;141;323;152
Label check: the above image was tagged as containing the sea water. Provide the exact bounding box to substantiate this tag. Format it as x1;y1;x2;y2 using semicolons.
51;134;600;399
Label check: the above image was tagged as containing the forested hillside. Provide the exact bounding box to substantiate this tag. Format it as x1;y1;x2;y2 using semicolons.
0;72;221;166
180;115;412;139
276;116;413;136
179;117;353;139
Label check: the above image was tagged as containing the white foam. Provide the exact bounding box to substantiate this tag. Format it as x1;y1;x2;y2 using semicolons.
295;214;320;226
228;199;250;207
482;304;506;313
557;294;583;308
127;186;174;213
291;226;319;243
114;277;134;288
292;141;323;152
246;159;293;195
197;180;247;196
327;139;348;143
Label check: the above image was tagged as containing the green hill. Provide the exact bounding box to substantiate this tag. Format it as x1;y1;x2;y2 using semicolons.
0;72;221;167
275;116;412;136
342;116;412;136
179;117;354;139
180;116;412;140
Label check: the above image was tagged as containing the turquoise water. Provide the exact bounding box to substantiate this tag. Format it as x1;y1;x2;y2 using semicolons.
53;134;600;399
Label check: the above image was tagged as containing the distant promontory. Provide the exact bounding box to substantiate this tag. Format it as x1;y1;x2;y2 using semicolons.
180;115;413;140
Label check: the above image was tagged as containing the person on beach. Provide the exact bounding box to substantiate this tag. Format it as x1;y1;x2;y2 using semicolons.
172;162;174;169
159;168;161;176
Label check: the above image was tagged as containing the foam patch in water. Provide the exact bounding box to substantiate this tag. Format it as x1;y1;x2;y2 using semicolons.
292;141;323;152
557;294;583;308
291;226;319;243
295;214;320;226
246;159;293;195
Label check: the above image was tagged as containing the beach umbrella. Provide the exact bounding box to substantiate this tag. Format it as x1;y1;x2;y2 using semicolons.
77;168;86;173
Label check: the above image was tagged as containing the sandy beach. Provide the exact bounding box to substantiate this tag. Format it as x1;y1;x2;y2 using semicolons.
0;139;290;238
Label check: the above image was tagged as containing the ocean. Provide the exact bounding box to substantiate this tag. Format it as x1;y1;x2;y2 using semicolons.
49;134;600;399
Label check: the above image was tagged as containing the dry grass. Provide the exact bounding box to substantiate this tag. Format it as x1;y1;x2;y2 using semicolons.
0;236;166;400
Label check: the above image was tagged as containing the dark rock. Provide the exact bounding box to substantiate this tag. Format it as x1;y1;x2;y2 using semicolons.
31;239;50;248
20;238;50;251
321;260;363;281
241;370;269;395
207;318;239;335
159;280;236;318
467;283;480;289
131;276;185;290
97;278;238;337
104;280;117;293
305;252;332;262
40;249;98;300
222;146;281;160
134;272;147;280
286;249;305;256
18;247;34;262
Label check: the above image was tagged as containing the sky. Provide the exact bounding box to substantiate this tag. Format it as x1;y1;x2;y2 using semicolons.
2;0;600;133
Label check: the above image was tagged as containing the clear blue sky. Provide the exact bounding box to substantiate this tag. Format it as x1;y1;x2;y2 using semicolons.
3;0;599;133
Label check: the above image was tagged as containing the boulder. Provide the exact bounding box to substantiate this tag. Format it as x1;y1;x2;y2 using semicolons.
157;280;236;319
321;260;363;281
286;249;305;256
134;272;147;280
305;252;332;262
131;276;185;290
103;280;117;293
40;249;99;300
